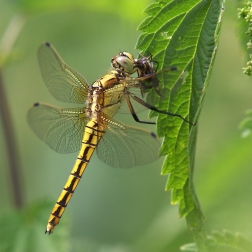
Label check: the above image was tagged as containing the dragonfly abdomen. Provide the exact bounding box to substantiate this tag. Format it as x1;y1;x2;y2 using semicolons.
45;119;105;234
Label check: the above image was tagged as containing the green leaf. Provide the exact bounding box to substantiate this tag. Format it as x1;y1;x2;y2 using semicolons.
137;0;224;214
0;200;69;252
136;0;224;248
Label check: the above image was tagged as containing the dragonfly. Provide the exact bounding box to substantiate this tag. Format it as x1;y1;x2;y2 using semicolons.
27;42;193;234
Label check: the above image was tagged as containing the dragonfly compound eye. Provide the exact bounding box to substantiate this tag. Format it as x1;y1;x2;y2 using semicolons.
111;52;137;75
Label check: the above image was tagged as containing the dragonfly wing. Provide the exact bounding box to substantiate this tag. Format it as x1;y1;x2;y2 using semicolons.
38;42;89;103
27;103;87;153
96;115;160;168
118;87;149;114
102;87;149;115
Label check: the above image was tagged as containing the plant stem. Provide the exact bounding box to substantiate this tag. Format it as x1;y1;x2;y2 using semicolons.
0;70;24;208
0;14;26;209
186;126;208;251
0;69;23;208
0;14;25;59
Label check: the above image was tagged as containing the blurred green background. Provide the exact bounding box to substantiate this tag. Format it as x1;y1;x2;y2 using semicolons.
0;0;251;251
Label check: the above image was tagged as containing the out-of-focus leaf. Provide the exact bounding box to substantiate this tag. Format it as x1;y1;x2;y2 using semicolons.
180;242;197;251
206;230;252;252
0;200;69;252
239;109;252;137
181;230;252;252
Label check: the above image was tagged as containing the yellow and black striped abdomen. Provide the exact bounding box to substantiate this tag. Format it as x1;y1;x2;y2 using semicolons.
45;119;105;234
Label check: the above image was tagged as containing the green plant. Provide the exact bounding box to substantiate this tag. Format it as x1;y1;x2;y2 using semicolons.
138;1;222;251
0;0;252;251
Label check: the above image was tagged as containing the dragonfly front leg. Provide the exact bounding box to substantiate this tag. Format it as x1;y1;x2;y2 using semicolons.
125;93;156;125
127;92;195;126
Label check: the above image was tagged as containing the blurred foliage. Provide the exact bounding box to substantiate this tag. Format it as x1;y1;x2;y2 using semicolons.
181;230;252;252
207;230;252;252
8;0;149;23
0;200;69;252
238;1;252;75
238;1;252;161
0;0;252;251
239;108;252;136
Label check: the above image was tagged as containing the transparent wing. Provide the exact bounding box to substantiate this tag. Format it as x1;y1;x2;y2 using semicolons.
97;115;160;168
102;86;149;115
38;42;89;103
27;103;87;153
119;87;149;114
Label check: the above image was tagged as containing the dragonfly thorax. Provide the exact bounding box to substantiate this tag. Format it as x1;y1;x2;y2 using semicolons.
87;70;125;120
86;85;103;120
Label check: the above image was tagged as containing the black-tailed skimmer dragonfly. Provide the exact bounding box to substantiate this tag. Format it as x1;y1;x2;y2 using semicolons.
27;42;194;234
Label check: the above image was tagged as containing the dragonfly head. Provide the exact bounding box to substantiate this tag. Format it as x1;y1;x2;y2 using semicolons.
111;52;137;75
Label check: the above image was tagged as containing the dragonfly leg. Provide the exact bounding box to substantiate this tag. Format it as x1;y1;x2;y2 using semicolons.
128;92;195;126
125;94;155;125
